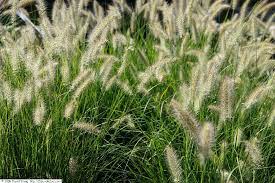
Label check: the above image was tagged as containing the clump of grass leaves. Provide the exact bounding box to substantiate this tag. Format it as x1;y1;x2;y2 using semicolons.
0;0;274;182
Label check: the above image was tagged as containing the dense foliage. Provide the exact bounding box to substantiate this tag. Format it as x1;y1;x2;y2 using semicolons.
0;0;274;182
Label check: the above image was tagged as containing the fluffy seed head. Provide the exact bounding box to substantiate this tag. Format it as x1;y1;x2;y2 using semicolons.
219;77;234;122
170;99;201;141
72;121;100;134
116;80;133;95
13;89;25;113
198;122;215;164
45;118;52;132
72;71;95;99
165;145;182;183
88;10;121;44
61;61;70;84
112;114;135;129
244;137;263;167
100;58;115;86
190;64;203;112
178;83;191;110
1;81;13;105
69;157;78;177
33;97;46;125
243;85;271;110
64;99;77;119
70;69;92;91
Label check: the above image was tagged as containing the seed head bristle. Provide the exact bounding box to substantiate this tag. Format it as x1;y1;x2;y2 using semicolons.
164;145;182;183
100;58;115;86
69;157;78;177
64;99;78;119
72;71;95;99
243;85;271;110
219;77;234;122
116;80;133;95
208;105;220;113
1;81;13;105
112;114;135;129
45;118;52;132
72;121;100;134
244;137;263;167
170;99;201;140
88;10;121;44
33;97;46;125
61;61;70;84
13;89;25;113
178;83;191;110
198;122;215;165
70;69;92;91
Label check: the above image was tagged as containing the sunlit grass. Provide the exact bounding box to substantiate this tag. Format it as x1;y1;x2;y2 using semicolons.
0;0;274;182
